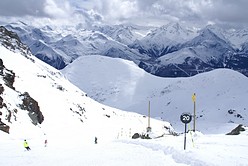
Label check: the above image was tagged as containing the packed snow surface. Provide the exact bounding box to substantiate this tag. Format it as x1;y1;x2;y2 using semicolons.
1;130;248;166
1;46;248;165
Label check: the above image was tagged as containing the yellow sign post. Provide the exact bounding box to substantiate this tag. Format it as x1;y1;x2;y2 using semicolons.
147;101;151;132
192;93;196;132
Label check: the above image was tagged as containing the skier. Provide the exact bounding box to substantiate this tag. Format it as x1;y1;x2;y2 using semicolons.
24;140;31;151
95;137;97;144
44;139;47;147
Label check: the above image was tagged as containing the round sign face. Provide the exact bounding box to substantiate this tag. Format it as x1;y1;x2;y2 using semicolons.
180;113;192;124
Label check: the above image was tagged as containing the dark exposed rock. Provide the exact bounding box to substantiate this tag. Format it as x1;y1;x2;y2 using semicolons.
0;59;4;75
0;84;4;95
19;92;44;125
105;114;110;118
141;133;151;139
0;59;3;67
226;124;245;135
0;122;10;134
132;132;151;139
0;87;10;133
3;69;15;90
132;133;140;139
228;109;235;114
0;96;4;109
0;58;15;90
236;114;243;118
0;82;9;133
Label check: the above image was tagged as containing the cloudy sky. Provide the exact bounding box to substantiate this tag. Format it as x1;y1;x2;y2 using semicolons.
0;0;247;27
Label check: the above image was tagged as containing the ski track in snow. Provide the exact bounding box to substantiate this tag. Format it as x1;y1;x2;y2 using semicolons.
119;139;207;166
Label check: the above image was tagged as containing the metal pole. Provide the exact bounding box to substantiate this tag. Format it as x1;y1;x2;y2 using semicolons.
148;101;150;129
193;101;196;132
192;93;196;132
184;123;187;150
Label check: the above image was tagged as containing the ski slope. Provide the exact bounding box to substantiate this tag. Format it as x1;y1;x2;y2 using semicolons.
1;129;248;166
1;45;248;166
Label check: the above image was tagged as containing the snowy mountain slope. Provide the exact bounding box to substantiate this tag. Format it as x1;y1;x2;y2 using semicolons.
1;27;248;166
128;22;197;58
157;27;235;68
93;24;143;45
62;55;248;132
143;27;247;77
225;28;248;49
0;44;173;142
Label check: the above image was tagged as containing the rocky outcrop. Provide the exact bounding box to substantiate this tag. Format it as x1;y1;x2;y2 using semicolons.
0;60;14;133
0;57;44;134
0;58;15;90
19;92;44;125
0;120;10;133
0;83;10;134
226;124;245;135
0;84;4;108
132;133;140;139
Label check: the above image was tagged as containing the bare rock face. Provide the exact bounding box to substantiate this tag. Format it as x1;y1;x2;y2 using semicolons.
0;96;3;108
0;58;44;134
19;92;44;125
0;59;15;90
226;124;245;135
0;60;14;133
0;120;10;133
0;83;9;134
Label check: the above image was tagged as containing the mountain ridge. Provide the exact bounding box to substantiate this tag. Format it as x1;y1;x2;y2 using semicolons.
4;21;248;78
62;54;248;132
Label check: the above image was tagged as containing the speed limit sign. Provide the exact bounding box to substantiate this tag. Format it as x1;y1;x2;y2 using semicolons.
180;113;192;124
180;112;192;150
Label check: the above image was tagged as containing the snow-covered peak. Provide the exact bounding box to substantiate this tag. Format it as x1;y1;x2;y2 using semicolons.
128;22;198;58
203;24;230;43
148;22;197;42
225;28;248;49
93;24;141;45
187;27;233;51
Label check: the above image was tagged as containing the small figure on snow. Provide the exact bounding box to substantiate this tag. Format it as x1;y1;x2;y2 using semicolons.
44;139;47;147
24;140;31;151
95;137;98;144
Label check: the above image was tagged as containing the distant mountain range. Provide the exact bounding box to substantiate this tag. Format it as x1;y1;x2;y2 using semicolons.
3;21;248;77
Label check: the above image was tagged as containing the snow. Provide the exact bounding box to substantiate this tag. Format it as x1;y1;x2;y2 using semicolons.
62;55;248;132
1;45;248;165
1;130;248;166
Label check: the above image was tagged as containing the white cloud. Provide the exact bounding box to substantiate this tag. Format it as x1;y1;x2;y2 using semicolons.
102;0;138;23
0;0;248;27
200;0;248;23
0;0;47;17
44;0;72;18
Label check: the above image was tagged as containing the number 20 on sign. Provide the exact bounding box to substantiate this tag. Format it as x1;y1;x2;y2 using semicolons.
180;113;192;150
